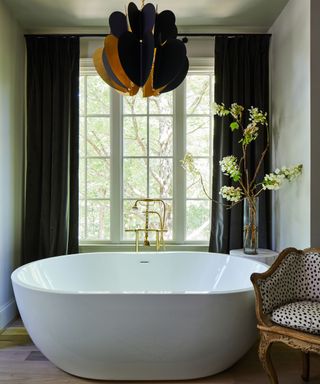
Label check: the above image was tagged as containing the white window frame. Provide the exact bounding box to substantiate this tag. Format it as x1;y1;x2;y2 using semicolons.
79;58;214;252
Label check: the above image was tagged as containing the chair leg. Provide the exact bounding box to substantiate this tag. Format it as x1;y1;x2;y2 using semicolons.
259;333;279;384
301;352;310;381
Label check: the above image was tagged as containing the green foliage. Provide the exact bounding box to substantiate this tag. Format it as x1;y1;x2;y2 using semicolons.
186;200;210;240
230;121;239;131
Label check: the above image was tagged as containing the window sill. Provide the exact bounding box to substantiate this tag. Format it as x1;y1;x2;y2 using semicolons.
79;243;209;253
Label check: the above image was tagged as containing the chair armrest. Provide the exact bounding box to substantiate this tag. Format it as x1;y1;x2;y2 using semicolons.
251;247;302;324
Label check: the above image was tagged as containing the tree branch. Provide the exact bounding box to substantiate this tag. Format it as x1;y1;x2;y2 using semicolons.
250;124;270;189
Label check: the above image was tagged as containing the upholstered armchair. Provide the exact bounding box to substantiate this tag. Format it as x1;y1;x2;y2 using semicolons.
251;247;320;383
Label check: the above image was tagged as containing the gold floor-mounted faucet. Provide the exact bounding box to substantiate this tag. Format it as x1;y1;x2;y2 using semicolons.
125;198;167;252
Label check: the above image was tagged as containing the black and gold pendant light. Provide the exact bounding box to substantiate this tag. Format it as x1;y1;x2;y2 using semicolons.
93;1;189;97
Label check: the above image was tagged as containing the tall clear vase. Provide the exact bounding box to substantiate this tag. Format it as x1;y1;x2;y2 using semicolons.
243;197;259;255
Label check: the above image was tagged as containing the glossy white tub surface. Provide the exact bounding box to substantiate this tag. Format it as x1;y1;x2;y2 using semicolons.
12;252;267;380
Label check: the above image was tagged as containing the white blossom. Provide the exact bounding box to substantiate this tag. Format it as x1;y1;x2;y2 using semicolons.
248;107;268;125
180;153;200;177
219;186;242;202
262;173;285;190
262;164;303;190
280;164;303;182
213;103;230;116
219;156;241;182
230;103;244;119
242;123;259;144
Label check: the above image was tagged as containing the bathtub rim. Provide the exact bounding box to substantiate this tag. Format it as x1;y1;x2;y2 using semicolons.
11;251;269;296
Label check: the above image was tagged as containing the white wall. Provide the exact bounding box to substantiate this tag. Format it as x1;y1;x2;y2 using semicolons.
269;0;311;250
0;2;24;327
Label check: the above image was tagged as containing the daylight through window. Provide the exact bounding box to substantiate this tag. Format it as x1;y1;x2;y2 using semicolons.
79;62;214;244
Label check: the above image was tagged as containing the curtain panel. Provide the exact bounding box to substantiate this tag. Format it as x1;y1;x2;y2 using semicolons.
23;36;79;263
209;35;271;253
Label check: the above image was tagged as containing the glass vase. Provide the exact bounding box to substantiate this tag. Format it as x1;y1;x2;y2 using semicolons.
243;197;259;255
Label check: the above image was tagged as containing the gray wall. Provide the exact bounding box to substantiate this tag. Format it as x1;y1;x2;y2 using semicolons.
310;0;320;247
0;2;24;327
269;0;320;250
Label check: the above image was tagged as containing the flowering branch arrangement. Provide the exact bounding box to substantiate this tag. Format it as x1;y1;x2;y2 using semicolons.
182;103;302;206
213;103;302;205
181;103;303;253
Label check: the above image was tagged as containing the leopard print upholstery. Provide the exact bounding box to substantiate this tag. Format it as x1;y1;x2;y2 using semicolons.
257;250;320;314
271;300;320;335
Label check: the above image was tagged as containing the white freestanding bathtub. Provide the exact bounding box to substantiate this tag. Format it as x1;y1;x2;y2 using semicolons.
12;252;267;380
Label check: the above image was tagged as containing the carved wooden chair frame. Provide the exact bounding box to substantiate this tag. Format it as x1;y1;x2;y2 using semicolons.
251;247;320;384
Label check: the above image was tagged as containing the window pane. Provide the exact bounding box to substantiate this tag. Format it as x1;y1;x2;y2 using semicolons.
123;199;145;240
123;158;147;198
149;158;173;198
87;117;110;157
186;158;210;199
186;200;211;240
186;75;210;114
87;200;110;240
87;76;110;115
149;93;173;114
80;117;85;157
123;116;147;156
149;117;173;156
87;159;110;198
163;200;173;240
80;76;85;116
123;93;147;114
186;116;210;156
79;159;85;199
79;200;85;240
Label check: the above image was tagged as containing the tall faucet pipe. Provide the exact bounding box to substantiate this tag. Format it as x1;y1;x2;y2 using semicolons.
132;199;166;228
147;210;163;230
148;210;165;248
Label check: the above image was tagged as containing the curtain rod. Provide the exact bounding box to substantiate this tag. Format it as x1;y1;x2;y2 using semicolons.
24;33;271;38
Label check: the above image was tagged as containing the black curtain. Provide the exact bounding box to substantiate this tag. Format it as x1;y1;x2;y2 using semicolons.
23;36;80;263
209;35;271;253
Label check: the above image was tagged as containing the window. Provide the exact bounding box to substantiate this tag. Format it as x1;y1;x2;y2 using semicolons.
79;60;214;245
185;74;214;240
79;75;111;240
122;93;174;241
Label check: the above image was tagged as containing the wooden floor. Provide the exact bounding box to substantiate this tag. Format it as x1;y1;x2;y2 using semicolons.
0;319;320;383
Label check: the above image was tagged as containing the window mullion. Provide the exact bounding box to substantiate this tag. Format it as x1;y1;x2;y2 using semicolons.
110;89;121;243
84;75;88;239
147;98;150;198
174;83;186;243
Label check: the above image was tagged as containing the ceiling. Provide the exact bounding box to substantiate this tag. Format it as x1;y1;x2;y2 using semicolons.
3;0;289;32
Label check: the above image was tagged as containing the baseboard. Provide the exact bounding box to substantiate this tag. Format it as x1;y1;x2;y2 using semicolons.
0;298;17;329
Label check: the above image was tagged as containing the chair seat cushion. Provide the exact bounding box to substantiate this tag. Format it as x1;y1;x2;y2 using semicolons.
271;300;320;335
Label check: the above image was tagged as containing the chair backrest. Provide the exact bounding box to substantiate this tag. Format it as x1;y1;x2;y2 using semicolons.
257;249;320;314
